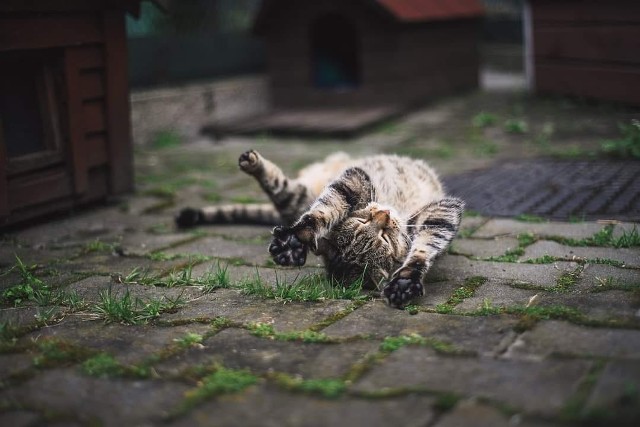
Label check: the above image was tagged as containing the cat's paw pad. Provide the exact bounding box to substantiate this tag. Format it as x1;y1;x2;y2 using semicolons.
176;208;202;228
269;226;308;266
382;275;424;309
238;150;262;174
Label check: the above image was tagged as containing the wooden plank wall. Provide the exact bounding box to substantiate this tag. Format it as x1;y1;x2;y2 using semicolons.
1;7;132;226
265;1;480;109
531;0;640;104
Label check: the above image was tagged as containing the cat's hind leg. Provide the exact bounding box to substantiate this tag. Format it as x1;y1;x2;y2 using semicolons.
382;198;464;308
239;150;312;225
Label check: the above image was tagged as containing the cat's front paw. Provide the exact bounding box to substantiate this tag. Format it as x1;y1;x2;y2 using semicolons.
238;150;262;175
176;208;202;228
382;271;424;309
269;226;308;266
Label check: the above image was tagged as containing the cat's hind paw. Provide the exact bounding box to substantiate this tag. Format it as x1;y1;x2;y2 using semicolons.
238;150;262;175
382;273;424;309
269;226;308;267
176;207;202;228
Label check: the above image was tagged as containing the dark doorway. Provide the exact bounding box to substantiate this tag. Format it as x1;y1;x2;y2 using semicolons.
310;13;360;90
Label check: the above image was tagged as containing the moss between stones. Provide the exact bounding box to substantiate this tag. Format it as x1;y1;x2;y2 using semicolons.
435;276;488;314
269;372;346;398
172;366;258;415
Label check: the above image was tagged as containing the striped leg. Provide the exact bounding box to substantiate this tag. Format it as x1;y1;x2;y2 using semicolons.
239;150;312;225
269;167;373;266
382;198;464;308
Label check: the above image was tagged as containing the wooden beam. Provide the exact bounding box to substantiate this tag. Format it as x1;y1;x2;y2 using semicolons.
0;15;103;52
64;48;90;194
0;119;8;216
103;10;134;194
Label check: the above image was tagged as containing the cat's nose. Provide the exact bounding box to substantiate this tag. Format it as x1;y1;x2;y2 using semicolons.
372;210;390;228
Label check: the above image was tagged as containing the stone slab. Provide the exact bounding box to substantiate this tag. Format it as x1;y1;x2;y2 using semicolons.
504;321;640;360
170;384;436;427
154;328;379;379
580;264;640;290
0;353;33;381
455;279;539;312
162;236;272;266
0;368;189;426
426;255;578;288
322;302;519;356
537;291;640;326
353;348;592;416
586;360;640;413
25;318;213;365
416;280;464;309
522;240;640;268
433;399;556;427
473;220;605;240
160;288;353;332
0;411;39;427
66;275;202;306
450;237;520;258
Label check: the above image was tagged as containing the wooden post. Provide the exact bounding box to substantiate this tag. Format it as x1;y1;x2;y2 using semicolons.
0;119;8;216
64;47;89;194
103;10;134;194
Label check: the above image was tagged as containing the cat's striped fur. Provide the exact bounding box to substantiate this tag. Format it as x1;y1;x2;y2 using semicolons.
177;150;464;308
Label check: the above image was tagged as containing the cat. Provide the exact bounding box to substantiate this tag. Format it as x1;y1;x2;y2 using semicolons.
176;150;464;308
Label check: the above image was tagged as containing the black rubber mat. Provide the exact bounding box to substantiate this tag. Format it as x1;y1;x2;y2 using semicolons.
443;159;640;221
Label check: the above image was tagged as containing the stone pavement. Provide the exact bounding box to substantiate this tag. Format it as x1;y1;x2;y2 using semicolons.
1;91;640;426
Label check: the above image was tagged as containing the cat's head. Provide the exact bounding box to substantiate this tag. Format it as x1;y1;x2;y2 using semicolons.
317;203;409;289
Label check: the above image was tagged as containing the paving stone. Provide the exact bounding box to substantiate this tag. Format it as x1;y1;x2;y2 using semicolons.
504;321;640;360
50;252;185;276
26;317;213;365
458;216;489;237
161;288;354;332
352;348;592;416
426;255;578;288
322;302;519;355
0;411;40;427
0;353;33;381
0;368;189;426
454;279;538;312
580;264;640;289
522;240;640;268
189;263;325;286
537;291;640;326
473;219;605;240
119;232;195;256
205;225;274;241
586;360;640;412
170;384;436;427
65;275;202;306
163;236;272;266
0;307;37;326
433;399;555;427
154;328;379;379
416;280;463;309
450;237;520;258
0;245;78;269
7;207;161;249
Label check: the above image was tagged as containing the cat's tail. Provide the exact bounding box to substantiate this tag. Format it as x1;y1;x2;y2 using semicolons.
176;204;281;228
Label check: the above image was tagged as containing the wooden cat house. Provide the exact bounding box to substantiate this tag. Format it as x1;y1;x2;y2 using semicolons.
524;0;640;105
254;0;485;109
0;0;143;227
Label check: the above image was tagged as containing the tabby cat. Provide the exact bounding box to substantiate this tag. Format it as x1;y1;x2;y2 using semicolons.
176;150;464;308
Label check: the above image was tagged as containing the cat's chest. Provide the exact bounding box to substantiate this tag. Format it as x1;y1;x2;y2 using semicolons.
370;173;441;216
